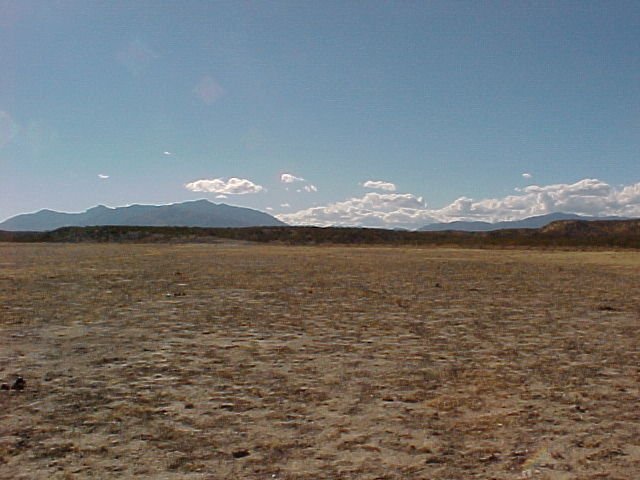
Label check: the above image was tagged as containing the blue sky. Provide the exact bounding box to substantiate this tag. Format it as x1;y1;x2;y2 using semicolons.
1;1;639;228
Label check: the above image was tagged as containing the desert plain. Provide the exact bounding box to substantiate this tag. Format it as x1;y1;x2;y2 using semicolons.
1;242;639;479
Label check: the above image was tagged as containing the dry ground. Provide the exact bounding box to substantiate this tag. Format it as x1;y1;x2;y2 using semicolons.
0;243;639;479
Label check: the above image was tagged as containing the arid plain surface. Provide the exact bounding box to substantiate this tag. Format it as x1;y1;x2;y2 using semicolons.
1;243;639;479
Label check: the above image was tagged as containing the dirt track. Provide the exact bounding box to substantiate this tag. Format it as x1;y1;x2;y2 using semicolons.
1;244;639;479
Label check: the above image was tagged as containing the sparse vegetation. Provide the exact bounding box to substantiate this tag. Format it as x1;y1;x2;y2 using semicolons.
0;219;640;248
1;243;639;478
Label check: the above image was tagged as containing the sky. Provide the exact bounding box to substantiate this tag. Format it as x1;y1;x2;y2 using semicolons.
1;0;639;228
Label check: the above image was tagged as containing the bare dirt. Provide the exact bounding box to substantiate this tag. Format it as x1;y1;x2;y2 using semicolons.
1;243;639;479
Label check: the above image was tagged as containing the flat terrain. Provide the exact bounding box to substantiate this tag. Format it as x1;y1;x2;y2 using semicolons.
1;243;639;479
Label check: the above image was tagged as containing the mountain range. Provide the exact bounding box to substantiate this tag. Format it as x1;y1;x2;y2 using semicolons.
419;212;628;232
1;205;634;233
0;200;286;231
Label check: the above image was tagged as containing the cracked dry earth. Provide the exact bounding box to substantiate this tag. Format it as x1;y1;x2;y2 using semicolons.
1;243;639;479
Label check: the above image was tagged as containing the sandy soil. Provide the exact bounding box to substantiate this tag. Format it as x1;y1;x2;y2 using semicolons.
1;243;639;479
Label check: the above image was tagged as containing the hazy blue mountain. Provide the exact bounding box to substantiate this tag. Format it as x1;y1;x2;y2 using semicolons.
419;212;627;232
0;200;287;231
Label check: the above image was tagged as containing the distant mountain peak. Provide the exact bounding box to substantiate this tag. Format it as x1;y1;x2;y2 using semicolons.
86;205;111;212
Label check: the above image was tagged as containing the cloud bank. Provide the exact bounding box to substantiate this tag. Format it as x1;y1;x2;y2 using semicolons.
185;177;264;195
278;178;640;229
278;192;431;229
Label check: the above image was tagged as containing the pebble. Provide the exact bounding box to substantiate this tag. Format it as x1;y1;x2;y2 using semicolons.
232;449;250;459
12;376;26;391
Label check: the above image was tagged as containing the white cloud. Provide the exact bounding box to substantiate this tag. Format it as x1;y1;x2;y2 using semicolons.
98;174;109;179
433;178;631;222
185;177;264;195
163;151;172;156
215;194;227;199
193;76;224;105
278;192;432;229
281;172;318;193
522;172;532;179
363;180;397;192
281;173;304;183
278;178;640;229
280;203;291;208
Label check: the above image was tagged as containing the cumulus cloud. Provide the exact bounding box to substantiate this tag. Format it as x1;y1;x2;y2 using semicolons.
432;178;640;222
193;76;224;104
163;151;172;156
522;172;532;179
278;192;432;229
363;180;397;192
304;184;318;193
277;178;640;229
185;177;264;195
98;174;110;179
281;173;304;183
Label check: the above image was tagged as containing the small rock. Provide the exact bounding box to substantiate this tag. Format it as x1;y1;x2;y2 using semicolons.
232;449;250;459
479;453;500;463
184;402;195;409
1;383;9;391
12;376;26;391
598;304;619;312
